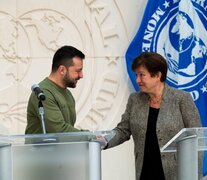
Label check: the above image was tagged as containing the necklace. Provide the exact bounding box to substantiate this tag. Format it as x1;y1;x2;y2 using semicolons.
149;95;162;104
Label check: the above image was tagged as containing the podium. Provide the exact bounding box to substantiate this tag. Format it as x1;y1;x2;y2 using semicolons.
0;131;115;180
161;127;207;180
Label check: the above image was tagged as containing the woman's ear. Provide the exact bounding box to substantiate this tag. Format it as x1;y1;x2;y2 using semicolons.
157;71;162;81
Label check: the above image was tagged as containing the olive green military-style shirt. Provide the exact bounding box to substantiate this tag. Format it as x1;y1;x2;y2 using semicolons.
25;78;81;134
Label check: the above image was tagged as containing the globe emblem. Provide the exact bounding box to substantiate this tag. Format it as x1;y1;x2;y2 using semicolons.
0;14;31;83
167;11;207;80
156;7;207;88
169;12;194;53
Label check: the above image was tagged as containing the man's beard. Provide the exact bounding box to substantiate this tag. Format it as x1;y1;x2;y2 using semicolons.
63;74;79;88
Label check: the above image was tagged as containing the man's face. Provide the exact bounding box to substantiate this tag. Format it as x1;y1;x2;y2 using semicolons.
63;57;83;88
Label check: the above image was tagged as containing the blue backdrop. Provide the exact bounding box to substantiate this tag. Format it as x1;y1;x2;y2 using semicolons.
125;0;207;175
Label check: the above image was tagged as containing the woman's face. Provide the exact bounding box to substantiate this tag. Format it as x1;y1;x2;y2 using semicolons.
135;65;161;94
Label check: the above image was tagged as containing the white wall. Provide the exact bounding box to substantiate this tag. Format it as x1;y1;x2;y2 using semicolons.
0;0;147;179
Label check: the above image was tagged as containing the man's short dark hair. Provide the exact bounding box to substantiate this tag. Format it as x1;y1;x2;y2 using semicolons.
52;45;85;72
132;52;168;82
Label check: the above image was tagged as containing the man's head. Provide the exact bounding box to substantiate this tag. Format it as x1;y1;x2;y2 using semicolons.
51;45;85;88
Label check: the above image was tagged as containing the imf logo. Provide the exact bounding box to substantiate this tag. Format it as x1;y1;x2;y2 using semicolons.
152;0;207;92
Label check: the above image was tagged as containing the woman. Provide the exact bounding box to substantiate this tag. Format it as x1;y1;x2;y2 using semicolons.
106;52;201;180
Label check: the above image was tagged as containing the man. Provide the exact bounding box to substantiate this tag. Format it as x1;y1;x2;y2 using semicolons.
25;45;85;134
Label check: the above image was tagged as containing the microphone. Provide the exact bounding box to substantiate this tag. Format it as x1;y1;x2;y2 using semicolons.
31;84;46;101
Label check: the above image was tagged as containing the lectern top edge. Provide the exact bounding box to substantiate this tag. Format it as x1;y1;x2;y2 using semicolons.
161;127;207;152
0;130;116;146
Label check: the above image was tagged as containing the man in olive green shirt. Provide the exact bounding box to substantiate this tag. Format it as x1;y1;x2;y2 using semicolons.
25;46;85;134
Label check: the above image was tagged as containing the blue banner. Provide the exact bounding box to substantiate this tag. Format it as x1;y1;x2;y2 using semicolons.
126;0;207;175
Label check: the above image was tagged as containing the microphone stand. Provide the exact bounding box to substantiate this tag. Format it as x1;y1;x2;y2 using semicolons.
38;100;46;134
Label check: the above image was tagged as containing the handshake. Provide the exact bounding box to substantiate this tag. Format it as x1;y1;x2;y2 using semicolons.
95;135;108;149
90;130;115;149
